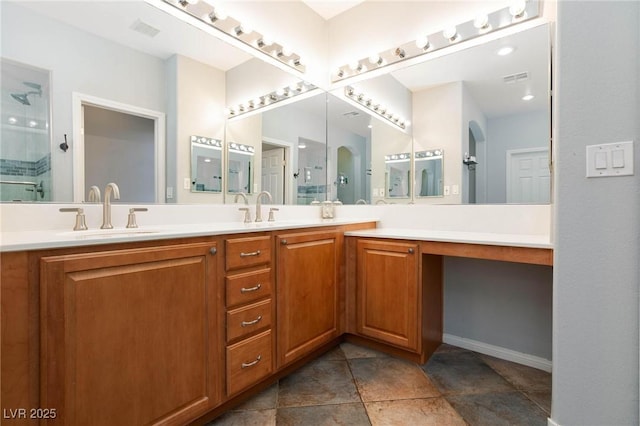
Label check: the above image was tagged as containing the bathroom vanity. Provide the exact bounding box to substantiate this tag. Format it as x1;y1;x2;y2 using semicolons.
1;205;552;425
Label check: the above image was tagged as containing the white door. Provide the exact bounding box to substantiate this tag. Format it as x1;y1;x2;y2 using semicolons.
506;148;550;203
262;147;285;204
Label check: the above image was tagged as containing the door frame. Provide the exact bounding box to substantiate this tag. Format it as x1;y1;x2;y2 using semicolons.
262;136;293;205
505;146;549;203
72;92;166;202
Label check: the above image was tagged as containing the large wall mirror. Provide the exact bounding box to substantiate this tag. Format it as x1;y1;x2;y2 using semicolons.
351;22;551;204
1;1;551;206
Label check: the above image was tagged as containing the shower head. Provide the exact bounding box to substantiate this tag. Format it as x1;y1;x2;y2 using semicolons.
11;93;31;106
23;82;42;96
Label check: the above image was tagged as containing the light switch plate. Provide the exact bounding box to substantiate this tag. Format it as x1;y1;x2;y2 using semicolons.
452;184;459;195
586;141;634;178
183;177;191;189
444;185;451;196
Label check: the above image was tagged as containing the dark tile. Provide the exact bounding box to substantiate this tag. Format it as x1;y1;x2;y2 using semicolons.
340;342;388;360
278;358;360;407
206;408;276;426
524;390;552;415
480;355;551;392
365;397;466;426
320;345;347;361
434;344;473;354
446;391;548;426
232;383;278;411
423;351;514;395
350;357;440;402
276;403;371;426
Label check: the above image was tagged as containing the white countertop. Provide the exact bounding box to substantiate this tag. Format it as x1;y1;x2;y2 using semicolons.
344;228;553;249
0;218;379;252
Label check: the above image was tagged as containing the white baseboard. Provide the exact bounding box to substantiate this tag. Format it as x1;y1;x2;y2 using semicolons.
443;334;552;373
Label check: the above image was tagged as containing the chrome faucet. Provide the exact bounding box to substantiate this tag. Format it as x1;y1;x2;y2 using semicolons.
255;191;272;222
355;199;367;205
234;192;248;205
101;182;120;229
375;199;388;205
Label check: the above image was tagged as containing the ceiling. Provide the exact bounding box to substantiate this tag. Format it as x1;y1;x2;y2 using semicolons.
16;1;251;71
392;23;550;118
301;0;366;20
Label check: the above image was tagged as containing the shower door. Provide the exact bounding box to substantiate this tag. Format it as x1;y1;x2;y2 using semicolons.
0;59;51;201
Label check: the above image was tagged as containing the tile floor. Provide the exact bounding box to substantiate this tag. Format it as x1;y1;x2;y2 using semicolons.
208;342;551;426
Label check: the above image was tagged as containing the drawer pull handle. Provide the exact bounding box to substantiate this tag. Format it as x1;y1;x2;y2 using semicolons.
408;248;414;254
241;355;262;369
281;239;288;245
209;247;217;255
240;250;261;257
240;283;262;293
241;316;263;327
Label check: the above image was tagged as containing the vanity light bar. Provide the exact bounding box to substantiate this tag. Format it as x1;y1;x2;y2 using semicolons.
333;0;539;82
191;135;222;149
228;142;255;155
161;0;305;73
345;86;407;130
227;81;317;118
415;149;443;159
385;153;411;162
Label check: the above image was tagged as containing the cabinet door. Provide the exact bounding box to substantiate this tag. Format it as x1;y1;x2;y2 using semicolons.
40;242;220;426
276;230;340;367
356;239;420;351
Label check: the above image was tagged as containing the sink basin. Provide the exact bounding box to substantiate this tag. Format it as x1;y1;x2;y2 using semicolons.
58;228;163;239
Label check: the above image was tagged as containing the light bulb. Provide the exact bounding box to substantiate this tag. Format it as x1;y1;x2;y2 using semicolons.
443;26;458;42
275;88;285;97
509;0;527;18
348;61;360;71
473;15;490;30
368;54;382;65
281;46;293;57
416;35;430;50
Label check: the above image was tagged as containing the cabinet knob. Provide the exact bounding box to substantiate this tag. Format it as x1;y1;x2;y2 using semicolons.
281;239;288;245
209;247;217;255
408;248;414;254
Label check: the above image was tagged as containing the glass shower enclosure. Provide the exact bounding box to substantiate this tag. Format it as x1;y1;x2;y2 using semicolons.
1;59;51;201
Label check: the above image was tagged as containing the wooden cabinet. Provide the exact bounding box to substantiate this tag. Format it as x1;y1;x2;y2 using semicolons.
276;230;341;367
356;239;422;352
223;235;274;396
39;242;221;426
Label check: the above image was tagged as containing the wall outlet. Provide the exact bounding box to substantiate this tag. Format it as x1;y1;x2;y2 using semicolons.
379;188;385;197
183;177;190;190
452;184;459;195
444;185;450;196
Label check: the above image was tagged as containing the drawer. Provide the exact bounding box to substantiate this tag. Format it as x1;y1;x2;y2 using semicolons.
227;330;273;396
227;299;272;343
226;236;271;271
226;268;272;307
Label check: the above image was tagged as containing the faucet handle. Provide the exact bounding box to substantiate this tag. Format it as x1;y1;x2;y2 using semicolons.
238;207;251;223
268;207;279;222
59;207;88;231
126;208;148;228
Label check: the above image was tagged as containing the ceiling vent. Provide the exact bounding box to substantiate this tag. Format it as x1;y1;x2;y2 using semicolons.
130;19;160;38
502;71;529;84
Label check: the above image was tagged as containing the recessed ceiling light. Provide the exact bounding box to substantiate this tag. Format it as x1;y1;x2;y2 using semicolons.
522;94;535;101
497;46;516;56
